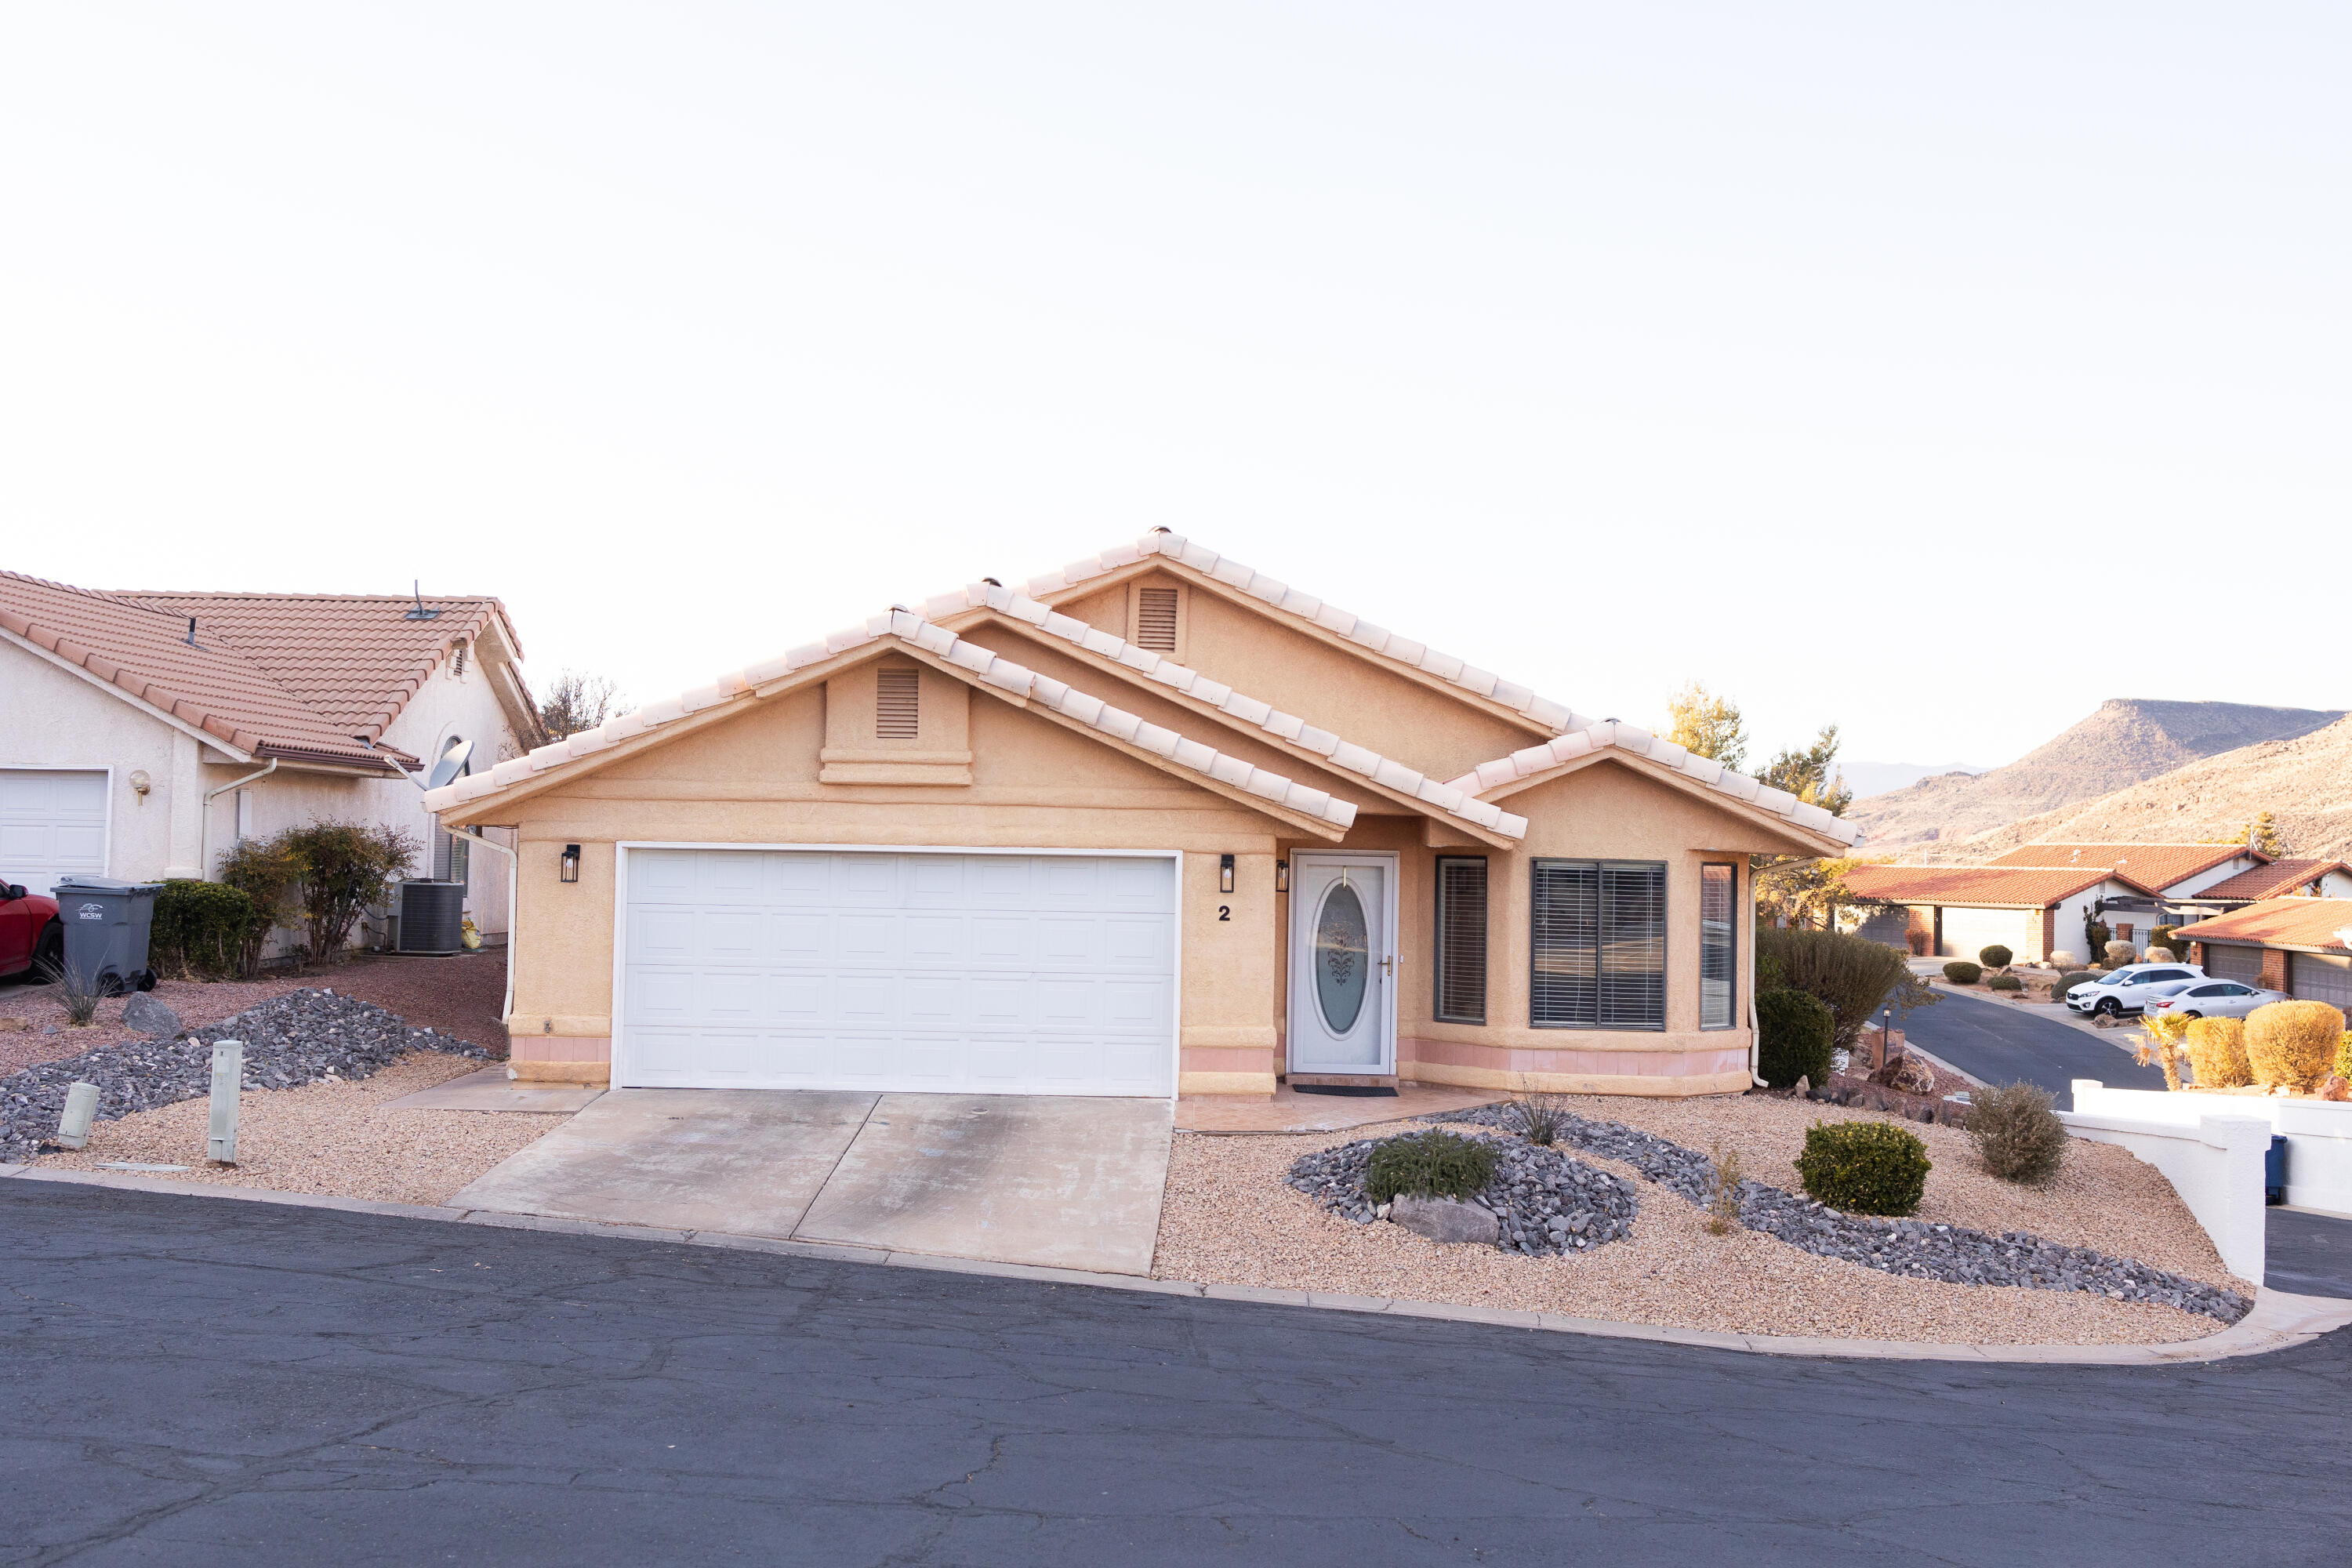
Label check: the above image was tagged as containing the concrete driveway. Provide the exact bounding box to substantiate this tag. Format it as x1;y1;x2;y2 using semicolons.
448;1090;1174;1276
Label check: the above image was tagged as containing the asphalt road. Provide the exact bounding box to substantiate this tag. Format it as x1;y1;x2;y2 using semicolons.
1898;985;2168;1101
6;1182;2351;1566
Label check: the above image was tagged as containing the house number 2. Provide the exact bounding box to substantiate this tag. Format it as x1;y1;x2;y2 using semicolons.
1217;906;1230;921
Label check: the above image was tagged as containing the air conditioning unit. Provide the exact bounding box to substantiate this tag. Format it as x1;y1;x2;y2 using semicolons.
395;880;466;955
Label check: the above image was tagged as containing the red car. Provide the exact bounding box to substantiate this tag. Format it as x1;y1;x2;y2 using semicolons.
1;880;64;980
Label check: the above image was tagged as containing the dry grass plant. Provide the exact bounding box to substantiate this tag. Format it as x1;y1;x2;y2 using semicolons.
1963;1081;2069;1185
1509;1092;1567;1147
2246;1001;2347;1093
2184;1018;2252;1090
1704;1145;1745;1235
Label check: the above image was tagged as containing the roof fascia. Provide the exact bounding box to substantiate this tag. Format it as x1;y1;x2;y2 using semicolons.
2;624;257;764
944;608;1516;848
1476;749;1849;858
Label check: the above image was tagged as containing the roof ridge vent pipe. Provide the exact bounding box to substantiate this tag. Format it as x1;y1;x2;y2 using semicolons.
185;616;197;646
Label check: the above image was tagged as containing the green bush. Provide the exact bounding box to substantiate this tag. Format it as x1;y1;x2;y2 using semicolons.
1978;944;2013;970
2055;971;2100;1002
278;819;420;963
2151;925;2183;958
1987;973;2023;992
1755;927;1922;1052
1365;1131;1498;1204
1755;988;1835;1089
149;880;267;981
1964;1081;2068;1185
1795;1121;1932;1215
1944;960;1982;985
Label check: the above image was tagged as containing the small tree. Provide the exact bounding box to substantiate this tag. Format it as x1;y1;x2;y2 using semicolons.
217;833;306;977
1757;926;1935;1053
1760;725;1854;818
539;670;633;741
280;820;419;964
1664;681;1748;772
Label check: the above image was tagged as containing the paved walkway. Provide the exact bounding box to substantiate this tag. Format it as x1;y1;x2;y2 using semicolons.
1900;983;2166;1101
6;1183;2350;1566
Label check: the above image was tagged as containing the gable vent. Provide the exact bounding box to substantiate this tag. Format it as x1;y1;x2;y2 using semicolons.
876;666;920;739
1135;586;1180;652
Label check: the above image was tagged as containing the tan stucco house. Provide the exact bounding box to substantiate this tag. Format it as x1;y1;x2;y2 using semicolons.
427;532;1856;1098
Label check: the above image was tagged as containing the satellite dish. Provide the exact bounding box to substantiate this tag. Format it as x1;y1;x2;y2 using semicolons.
426;739;474;791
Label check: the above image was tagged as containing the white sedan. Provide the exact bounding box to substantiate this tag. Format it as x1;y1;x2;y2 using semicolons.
2146;980;2288;1021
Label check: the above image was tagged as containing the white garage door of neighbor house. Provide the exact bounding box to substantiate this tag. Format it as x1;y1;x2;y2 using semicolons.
0;768;108;897
2291;953;2352;1009
1940;906;2030;961
621;849;1178;1096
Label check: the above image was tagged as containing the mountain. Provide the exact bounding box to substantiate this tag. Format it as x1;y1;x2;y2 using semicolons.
1931;713;2352;866
1846;699;2345;850
1839;760;1989;797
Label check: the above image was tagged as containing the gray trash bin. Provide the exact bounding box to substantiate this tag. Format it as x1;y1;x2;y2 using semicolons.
53;877;163;996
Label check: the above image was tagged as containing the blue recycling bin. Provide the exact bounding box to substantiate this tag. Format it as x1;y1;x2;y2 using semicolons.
51;877;162;996
2265;1134;2288;1207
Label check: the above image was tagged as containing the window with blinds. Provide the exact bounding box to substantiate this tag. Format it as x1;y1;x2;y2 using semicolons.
1434;857;1488;1023
1134;586;1180;652
876;666;920;739
1700;862;1735;1029
1531;860;1665;1029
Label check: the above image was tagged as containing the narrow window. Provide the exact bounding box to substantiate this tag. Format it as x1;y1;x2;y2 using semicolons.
1532;860;1665;1029
1700;862;1735;1029
876;666;920;739
1134;586;1180;652
1433;857;1488;1024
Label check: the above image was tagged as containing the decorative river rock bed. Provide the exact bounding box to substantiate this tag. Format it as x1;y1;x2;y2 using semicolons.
1281;1103;2252;1325
0;989;488;1164
1287;1137;1640;1257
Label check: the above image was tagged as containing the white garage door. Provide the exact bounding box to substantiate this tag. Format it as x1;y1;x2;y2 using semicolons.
621;849;1178;1096
0;768;109;896
1939;906;2032;961
2291;953;2352;1010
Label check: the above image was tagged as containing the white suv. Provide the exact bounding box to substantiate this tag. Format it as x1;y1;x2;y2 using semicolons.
2063;963;2205;1018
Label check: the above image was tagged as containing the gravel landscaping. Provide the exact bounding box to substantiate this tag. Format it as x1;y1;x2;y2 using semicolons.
1286;1134;1639;1254
1;989;488;1164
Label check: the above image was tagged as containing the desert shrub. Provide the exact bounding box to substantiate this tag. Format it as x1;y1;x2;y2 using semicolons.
2339;1031;2352;1083
1365;1131;1498;1204
2103;938;2138;966
148;880;267;982
1755;988;1835;1089
1964;1081;2069;1185
2055;971;2100;1001
217;834;305;973
1943;960;1982;985
2048;949;2081;970
2085;919;2111;959
2151;925;2183;957
278;820;420;964
1987;973;2023;992
1906;929;1929;956
2183;1017;2252;1090
1795;1121;1932;1216
1508;1093;1566;1147
1755;927;1921;1053
1705;1146;1746;1236
2245;1000;2347;1093
2143;946;2176;962
1978;944;2013;970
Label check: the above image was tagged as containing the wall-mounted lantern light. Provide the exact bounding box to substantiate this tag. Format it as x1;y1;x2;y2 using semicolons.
1275;859;1288;892
560;844;582;884
1219;853;1235;894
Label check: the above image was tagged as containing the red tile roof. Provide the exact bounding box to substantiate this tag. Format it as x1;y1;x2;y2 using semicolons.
2192;859;2351;903
2176;898;2352;954
1984;841;2262;892
1842;864;2156;908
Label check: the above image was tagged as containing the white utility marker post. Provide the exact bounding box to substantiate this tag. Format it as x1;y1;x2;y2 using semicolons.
56;1082;100;1150
208;1040;243;1163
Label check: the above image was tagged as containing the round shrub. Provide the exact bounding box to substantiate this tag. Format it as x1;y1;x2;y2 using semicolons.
1978;944;2013;970
1795;1121;1932;1215
2184;1017;2252;1090
2047;949;2081;970
149;878;267;981
1755;988;1835;1089
2245;1000;2347;1093
1964;1081;2068;1185
2054;971;2100;1001
1943;960;1982;985
1987;973;2023;992
1364;1131;1498;1204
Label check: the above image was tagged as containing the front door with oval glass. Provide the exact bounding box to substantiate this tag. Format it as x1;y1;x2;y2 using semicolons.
1286;852;1396;1075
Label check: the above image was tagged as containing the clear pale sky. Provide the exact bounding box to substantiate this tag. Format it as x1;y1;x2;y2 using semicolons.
5;5;2344;771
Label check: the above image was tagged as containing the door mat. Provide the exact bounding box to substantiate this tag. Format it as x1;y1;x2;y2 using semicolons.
1293;1085;1399;1098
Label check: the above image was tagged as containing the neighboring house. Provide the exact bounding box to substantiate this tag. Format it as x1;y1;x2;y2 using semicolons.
2174;898;2352;1009
426;531;1857;1096
1;568;539;949
1981;841;2274;951
1842;864;2158;964
2185;858;2352;910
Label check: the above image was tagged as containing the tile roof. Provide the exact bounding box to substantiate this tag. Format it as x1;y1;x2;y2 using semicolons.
1840;864;2155;907
1984;842;2261;892
0;568;408;771
2175;897;2352;954
426;611;1479;837
2191;859;2352;903
117;590;524;742
1439;720;1864;848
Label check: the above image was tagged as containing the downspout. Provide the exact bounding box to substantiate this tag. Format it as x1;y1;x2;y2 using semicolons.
394;759;520;1032
200;758;278;880
1749;987;1767;1087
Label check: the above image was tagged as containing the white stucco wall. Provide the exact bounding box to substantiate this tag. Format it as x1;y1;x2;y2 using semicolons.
2163;855;2267;898
2060;1085;2270;1285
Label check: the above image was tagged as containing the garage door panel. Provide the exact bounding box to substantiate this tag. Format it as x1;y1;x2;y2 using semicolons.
0;768;110;897
2292;953;2352;1008
622;851;1175;1094
2205;945;2264;983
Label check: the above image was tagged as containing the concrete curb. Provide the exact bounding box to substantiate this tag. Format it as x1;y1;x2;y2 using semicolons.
7;1162;2348;1366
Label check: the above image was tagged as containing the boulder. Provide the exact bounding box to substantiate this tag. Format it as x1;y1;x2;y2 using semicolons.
1873;1051;1936;1096
121;993;183;1039
1388;1194;1501;1246
2321;1076;2350;1103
